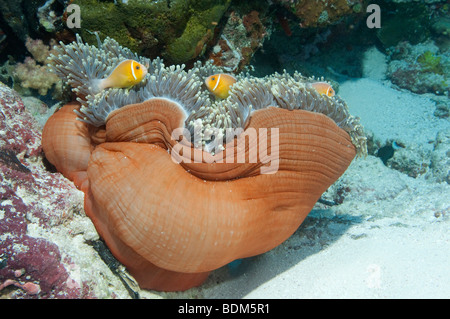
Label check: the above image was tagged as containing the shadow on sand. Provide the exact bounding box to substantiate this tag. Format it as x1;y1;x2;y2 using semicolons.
157;208;364;298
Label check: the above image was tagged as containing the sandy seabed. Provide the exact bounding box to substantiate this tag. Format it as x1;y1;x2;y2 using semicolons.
149;51;450;299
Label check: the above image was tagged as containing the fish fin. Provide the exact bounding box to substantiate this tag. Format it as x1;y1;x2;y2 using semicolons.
90;78;106;94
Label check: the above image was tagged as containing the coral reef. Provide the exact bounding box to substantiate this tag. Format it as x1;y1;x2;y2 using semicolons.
0;0;447;300
207;10;271;72
417;50;444;74
386;144;430;178
254;3;377;81
12;37;61;96
426;129;450;184
37;0;63;33
433;97;449;119
274;0;365;28
0;82;80;298
0;83;42;157
24;37;55;64
42;35;366;291
431;15;450;39
0;82;135;298
0;0;67;60
387;40;449;96
0;1;36;43
13;57;59;96
48;34;366;152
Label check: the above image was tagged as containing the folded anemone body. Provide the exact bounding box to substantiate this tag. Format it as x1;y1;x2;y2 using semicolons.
43;35;367;291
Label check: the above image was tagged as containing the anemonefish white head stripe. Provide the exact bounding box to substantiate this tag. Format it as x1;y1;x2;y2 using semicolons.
212;74;222;92
310;81;335;97
130;60;138;81
205;74;237;99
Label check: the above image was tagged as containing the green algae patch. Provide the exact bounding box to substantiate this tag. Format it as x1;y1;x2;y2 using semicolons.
165;1;231;64
417;51;444;75
73;0;230;63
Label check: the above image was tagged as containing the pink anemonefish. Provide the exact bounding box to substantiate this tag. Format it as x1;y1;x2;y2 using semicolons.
310;82;335;97
94;59;148;92
205;74;237;99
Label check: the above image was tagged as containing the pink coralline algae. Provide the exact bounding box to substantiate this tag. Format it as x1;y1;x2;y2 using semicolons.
0;82;95;298
0;280;40;295
0;84;41;158
387;41;449;96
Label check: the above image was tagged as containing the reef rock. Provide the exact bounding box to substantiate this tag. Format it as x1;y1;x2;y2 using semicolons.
0;0;67;56
72;0;232;64
0;82;131;298
386;143;430;178
387;40;450;96
207;10;271;72
427;128;450;184
274;0;364;28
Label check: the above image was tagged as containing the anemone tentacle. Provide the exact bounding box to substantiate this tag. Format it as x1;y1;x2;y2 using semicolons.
48;34;367;156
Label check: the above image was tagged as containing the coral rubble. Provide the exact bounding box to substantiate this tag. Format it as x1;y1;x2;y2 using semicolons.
207;10;271;72
387;40;449;96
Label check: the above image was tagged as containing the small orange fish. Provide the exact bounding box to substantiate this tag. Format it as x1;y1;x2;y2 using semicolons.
310;82;335;97
95;59;148;91
205;74;237;99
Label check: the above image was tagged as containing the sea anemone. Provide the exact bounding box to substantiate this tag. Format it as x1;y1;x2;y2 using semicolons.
42;34;366;291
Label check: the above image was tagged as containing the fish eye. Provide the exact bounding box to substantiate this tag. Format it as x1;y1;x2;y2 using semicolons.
136;65;140;70
211;77;215;81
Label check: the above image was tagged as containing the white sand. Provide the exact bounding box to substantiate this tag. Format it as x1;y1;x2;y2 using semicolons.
146;51;450;299
153;156;449;299
339;78;444;150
